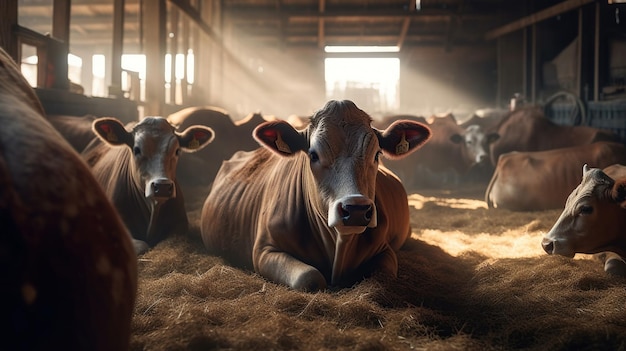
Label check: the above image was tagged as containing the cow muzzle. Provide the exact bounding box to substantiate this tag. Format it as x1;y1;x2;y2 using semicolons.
541;237;575;258
146;178;176;202
328;195;377;233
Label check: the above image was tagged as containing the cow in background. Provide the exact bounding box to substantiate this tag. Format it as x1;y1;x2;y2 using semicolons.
46;114;98;152
542;165;626;276
379;113;492;189
488;106;621;167
485;142;626;211
168;107;269;188
83;116;214;254
201;100;431;291
0;47;137;350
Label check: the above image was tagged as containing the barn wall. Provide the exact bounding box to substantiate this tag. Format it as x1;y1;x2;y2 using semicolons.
399;45;497;118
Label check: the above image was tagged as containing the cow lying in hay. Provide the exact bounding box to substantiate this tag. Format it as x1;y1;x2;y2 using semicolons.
201;99;431;290
0;47;137;350
542;164;626;276
83;116;214;254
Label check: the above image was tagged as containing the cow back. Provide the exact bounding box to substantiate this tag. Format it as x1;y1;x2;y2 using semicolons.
0;48;136;351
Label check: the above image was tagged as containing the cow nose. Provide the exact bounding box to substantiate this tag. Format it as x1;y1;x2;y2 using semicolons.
340;203;373;226
148;178;175;200
541;238;555;255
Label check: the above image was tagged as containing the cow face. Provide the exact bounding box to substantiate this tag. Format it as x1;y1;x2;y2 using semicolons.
462;124;492;165
254;100;430;235
92;117;214;203
542;165;626;257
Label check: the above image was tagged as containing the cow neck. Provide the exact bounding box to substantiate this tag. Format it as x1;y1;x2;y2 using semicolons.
299;152;337;267
121;147;153;234
298;151;358;286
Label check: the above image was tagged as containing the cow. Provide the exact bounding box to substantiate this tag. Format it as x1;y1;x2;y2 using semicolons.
458;107;508;131
488;106;621;167
485;142;626;211
200;100;431;291
168;107;268;187
82;116;214;254
603;163;626;180
542;165;626;276
0;47;137;350
46;114;98;152
383;113;491;189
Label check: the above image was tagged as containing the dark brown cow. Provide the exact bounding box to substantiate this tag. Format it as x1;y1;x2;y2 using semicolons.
83;116;214;253
0;47;136;350
485;142;626;211
46;114;98;152
542;165;626;276
168;107;267;187
201;100;431;291
488;106;621;166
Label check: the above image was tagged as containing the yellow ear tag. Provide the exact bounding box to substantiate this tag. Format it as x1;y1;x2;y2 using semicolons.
188;137;200;149
395;132;409;155
275;132;292;154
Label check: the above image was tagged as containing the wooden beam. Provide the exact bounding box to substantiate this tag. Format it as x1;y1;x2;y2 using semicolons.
110;0;125;96
0;1;18;61
397;17;411;50
142;0;166;116
485;0;594;40
52;0;71;43
318;0;325;48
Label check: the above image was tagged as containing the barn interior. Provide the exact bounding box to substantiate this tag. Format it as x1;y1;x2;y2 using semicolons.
3;1;626;350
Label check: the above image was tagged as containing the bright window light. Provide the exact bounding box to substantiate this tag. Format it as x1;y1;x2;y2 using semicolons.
325;57;400;112
324;46;400;53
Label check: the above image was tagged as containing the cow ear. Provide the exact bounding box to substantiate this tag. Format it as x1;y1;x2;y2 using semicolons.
177;126;214;153
612;179;626;208
486;132;500;144
377;120;431;160
254;120;307;157
449;133;463;144
92;117;131;146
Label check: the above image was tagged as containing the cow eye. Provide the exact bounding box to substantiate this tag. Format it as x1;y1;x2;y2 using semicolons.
309;151;319;162
175;148;181;156
579;205;593;215
133;146;141;156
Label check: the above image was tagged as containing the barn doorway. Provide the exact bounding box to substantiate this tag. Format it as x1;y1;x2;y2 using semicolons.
324;47;400;116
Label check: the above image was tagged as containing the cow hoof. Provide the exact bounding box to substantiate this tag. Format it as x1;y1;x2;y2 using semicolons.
133;239;150;256
291;270;327;292
604;257;626;277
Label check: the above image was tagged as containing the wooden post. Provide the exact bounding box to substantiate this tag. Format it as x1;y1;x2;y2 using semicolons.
142;0;166;116
0;1;19;62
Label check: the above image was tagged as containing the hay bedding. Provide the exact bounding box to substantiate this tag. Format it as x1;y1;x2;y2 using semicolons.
131;184;626;351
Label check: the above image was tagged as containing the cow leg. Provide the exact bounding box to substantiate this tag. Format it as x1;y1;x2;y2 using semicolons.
255;251;327;291
602;252;626;277
359;246;399;279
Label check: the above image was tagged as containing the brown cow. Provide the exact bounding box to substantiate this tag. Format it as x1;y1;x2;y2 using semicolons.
0;47;137;350
488;106;621;166
201;100;431;291
384;113;490;189
542;165;626;276
168;107;267;187
83;116;214;254
485;142;626;211
46;114;98;152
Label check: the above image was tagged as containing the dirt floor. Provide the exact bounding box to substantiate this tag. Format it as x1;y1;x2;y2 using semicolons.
130;182;626;351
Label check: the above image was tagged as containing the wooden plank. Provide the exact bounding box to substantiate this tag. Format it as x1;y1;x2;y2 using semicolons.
0;1;18;61
485;0;594;40
397;17;411;50
111;0;125;96
142;0;166;116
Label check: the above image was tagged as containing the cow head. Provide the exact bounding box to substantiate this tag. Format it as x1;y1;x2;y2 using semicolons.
92;116;214;203
542;165;626;257
254;100;431;235
462;124;498;165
